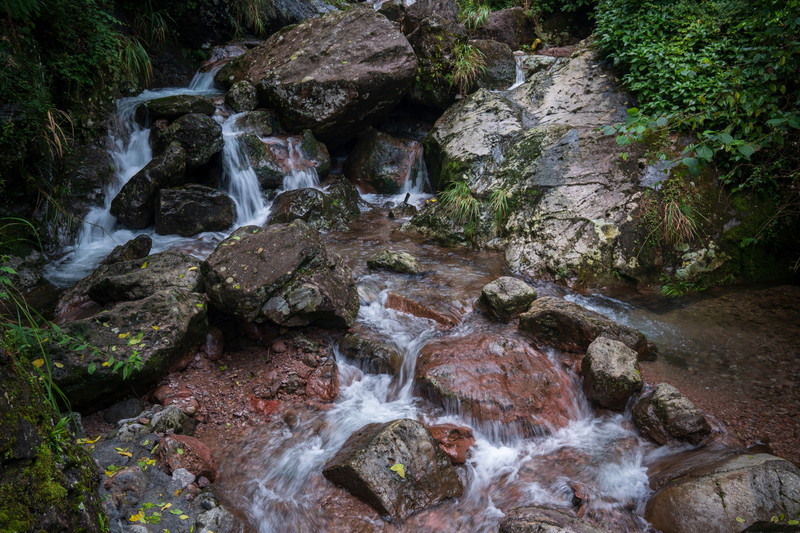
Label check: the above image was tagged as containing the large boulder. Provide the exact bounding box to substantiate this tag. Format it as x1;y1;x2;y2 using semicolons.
405;15;468;110
345;129;420;194
268;179;360;231
99;234;152;266
479;276;537;319
140;94;215;123
267;0;337;33
51;288;208;409
415;333;576;436
645;454;800;533
155;184;236;237
216;6;418;146
110;141;187;229
632;383;711;445
153;113;224;169
202;220;359;328
224;81;258;113
519;296;650;358
471;39;516;91
322;419;463;521
581;336;643;410
0;349;105;532
499;506;612;533
472;7;535;51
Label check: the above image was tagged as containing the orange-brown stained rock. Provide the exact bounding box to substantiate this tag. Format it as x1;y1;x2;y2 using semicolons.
416;333;577;437
305;359;340;403
385;292;457;328
428;423;476;464
157;434;218;482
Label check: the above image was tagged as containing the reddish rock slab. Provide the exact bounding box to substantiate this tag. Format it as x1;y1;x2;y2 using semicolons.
305;359;340;403
202;326;225;361
427;423;475;464
415;333;577;436
157;434;218;482
248;397;281;416
385;292;457;328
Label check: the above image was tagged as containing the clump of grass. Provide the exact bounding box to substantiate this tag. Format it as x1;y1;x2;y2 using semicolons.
440;180;481;238
662;199;705;246
41;109;73;161
232;0;273;37
451;43;486;96
488;187;511;226
119;36;153;86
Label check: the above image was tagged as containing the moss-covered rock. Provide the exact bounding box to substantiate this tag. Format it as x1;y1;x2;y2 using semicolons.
153;113;224;169
140;94;216;123
0;349;104;531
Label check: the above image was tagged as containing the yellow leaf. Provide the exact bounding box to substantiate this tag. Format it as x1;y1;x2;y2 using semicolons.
141;261;148;269
32;358;45;368
188;266;198;271
117;451;132;457
118;332;130;338
54;362;64;368
152;325;159;330
76;435;102;445
179;515;190;520
736;517;746;523
161;502;172;511
102;361;110;367
174;488;182;496
257;247;263;254
390;463;406;479
130;513;144;522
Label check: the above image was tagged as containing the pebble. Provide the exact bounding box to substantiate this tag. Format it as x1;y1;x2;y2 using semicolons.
272;340;288;354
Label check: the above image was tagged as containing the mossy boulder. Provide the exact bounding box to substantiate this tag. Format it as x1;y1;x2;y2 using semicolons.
632;383;711;445
338;333;403;375
345;128;421;194
153;113;224;169
581;336;643;410
0;349;105;531
242;130;330;191
140;94;215;123
51;288;208;409
471;39;516;91
268;184;359;231
202;220;359;328
225;81;258;113
367;249;421;274
479;276;537;319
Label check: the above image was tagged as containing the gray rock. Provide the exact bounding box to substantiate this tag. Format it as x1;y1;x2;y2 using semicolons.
338;333;403;375
141;94;216;122
216;6;417;147
150;404;196;436
115;423;149;443
225;80;258;113
499;505;612;532
100;234;152;266
632;383;711;445
234;109;276;137
519;296;651;359
268;180;360;231
202;220;359;328
155;185;236;237
1;250;45;293
171;468;196;489
479;276;536;319
345;129;421;194
645;454;800;533
153;113;224;169
402;0;459;35
322;419;463;521
268;0;337;33
51;288;208;409
110;141;187;228
471;39;516;91
378;0;405;22
581;336;643;410
367;249;421;275
195;506;238;533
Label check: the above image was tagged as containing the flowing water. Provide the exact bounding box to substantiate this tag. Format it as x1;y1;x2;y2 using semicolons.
43;63;800;533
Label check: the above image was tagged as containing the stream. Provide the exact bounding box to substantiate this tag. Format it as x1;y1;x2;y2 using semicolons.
42;62;800;532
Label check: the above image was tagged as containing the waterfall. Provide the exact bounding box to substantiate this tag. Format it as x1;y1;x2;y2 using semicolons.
220;114;270;226
506;54;527;91
282;137;321;191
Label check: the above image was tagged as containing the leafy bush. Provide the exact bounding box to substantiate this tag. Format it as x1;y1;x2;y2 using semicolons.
595;0;800;193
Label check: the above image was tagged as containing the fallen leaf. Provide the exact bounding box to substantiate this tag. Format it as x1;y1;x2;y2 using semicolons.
32;358;44;368
179;515;190;520
390;463;406;479
152;325;159;331
160;502;172;511
54;362;64;368
188;266;198;271
141;261;147;269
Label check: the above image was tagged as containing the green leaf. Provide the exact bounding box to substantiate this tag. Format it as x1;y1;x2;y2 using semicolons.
656;116;668;127
696;145;714;161
682;157;701;176
169;509;184;515
88;362;96;374
603;125;616;136
738;144;756;159
627;107;640;116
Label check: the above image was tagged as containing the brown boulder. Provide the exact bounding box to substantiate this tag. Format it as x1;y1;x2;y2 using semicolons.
157;434;218;482
415;333;576;436
385;292;457;328
472;7;535;51
427;423;475;464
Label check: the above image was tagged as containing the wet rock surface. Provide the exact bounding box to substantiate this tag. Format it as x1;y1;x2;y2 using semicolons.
322;418;463;521
152;113;224;169
155;184;236;237
479;276;537;318
224;80;257;113
100;234;153;266
427;423;475;465
141;94;216;122
472;7;535;51
110;141;187;229
346;129;421;194
633;383;711;445
367;249;422;275
645;453;800;533
519;296;650;358
338;332;402;375
268;186;359;231
581;336;643;410
217;6;417;146
416;333;576;436
472;39;516;91
202;220;359;328
499;505;612;533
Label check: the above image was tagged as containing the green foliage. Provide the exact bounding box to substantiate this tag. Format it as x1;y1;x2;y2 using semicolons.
595;0;800;193
231;0;273;37
489;187;512;226
658;274;706;297
440;181;481;240
450;43;487;95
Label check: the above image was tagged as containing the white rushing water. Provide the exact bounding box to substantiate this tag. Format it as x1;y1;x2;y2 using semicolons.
506;54;528;91
359;140;433;209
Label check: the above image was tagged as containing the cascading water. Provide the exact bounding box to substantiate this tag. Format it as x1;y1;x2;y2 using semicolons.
220;114;270;226
282;137;321;191
359;140;433;209
506;54;528;91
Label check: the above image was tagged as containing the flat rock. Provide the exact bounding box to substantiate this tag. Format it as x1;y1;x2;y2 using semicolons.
155;184;236;237
499;505;612;533
367;249;421;275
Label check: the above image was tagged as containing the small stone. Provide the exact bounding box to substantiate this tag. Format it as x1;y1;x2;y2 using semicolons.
272;340;288;353
367;249;421;274
479;276;537;319
172;467;197;488
581;337;643;410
